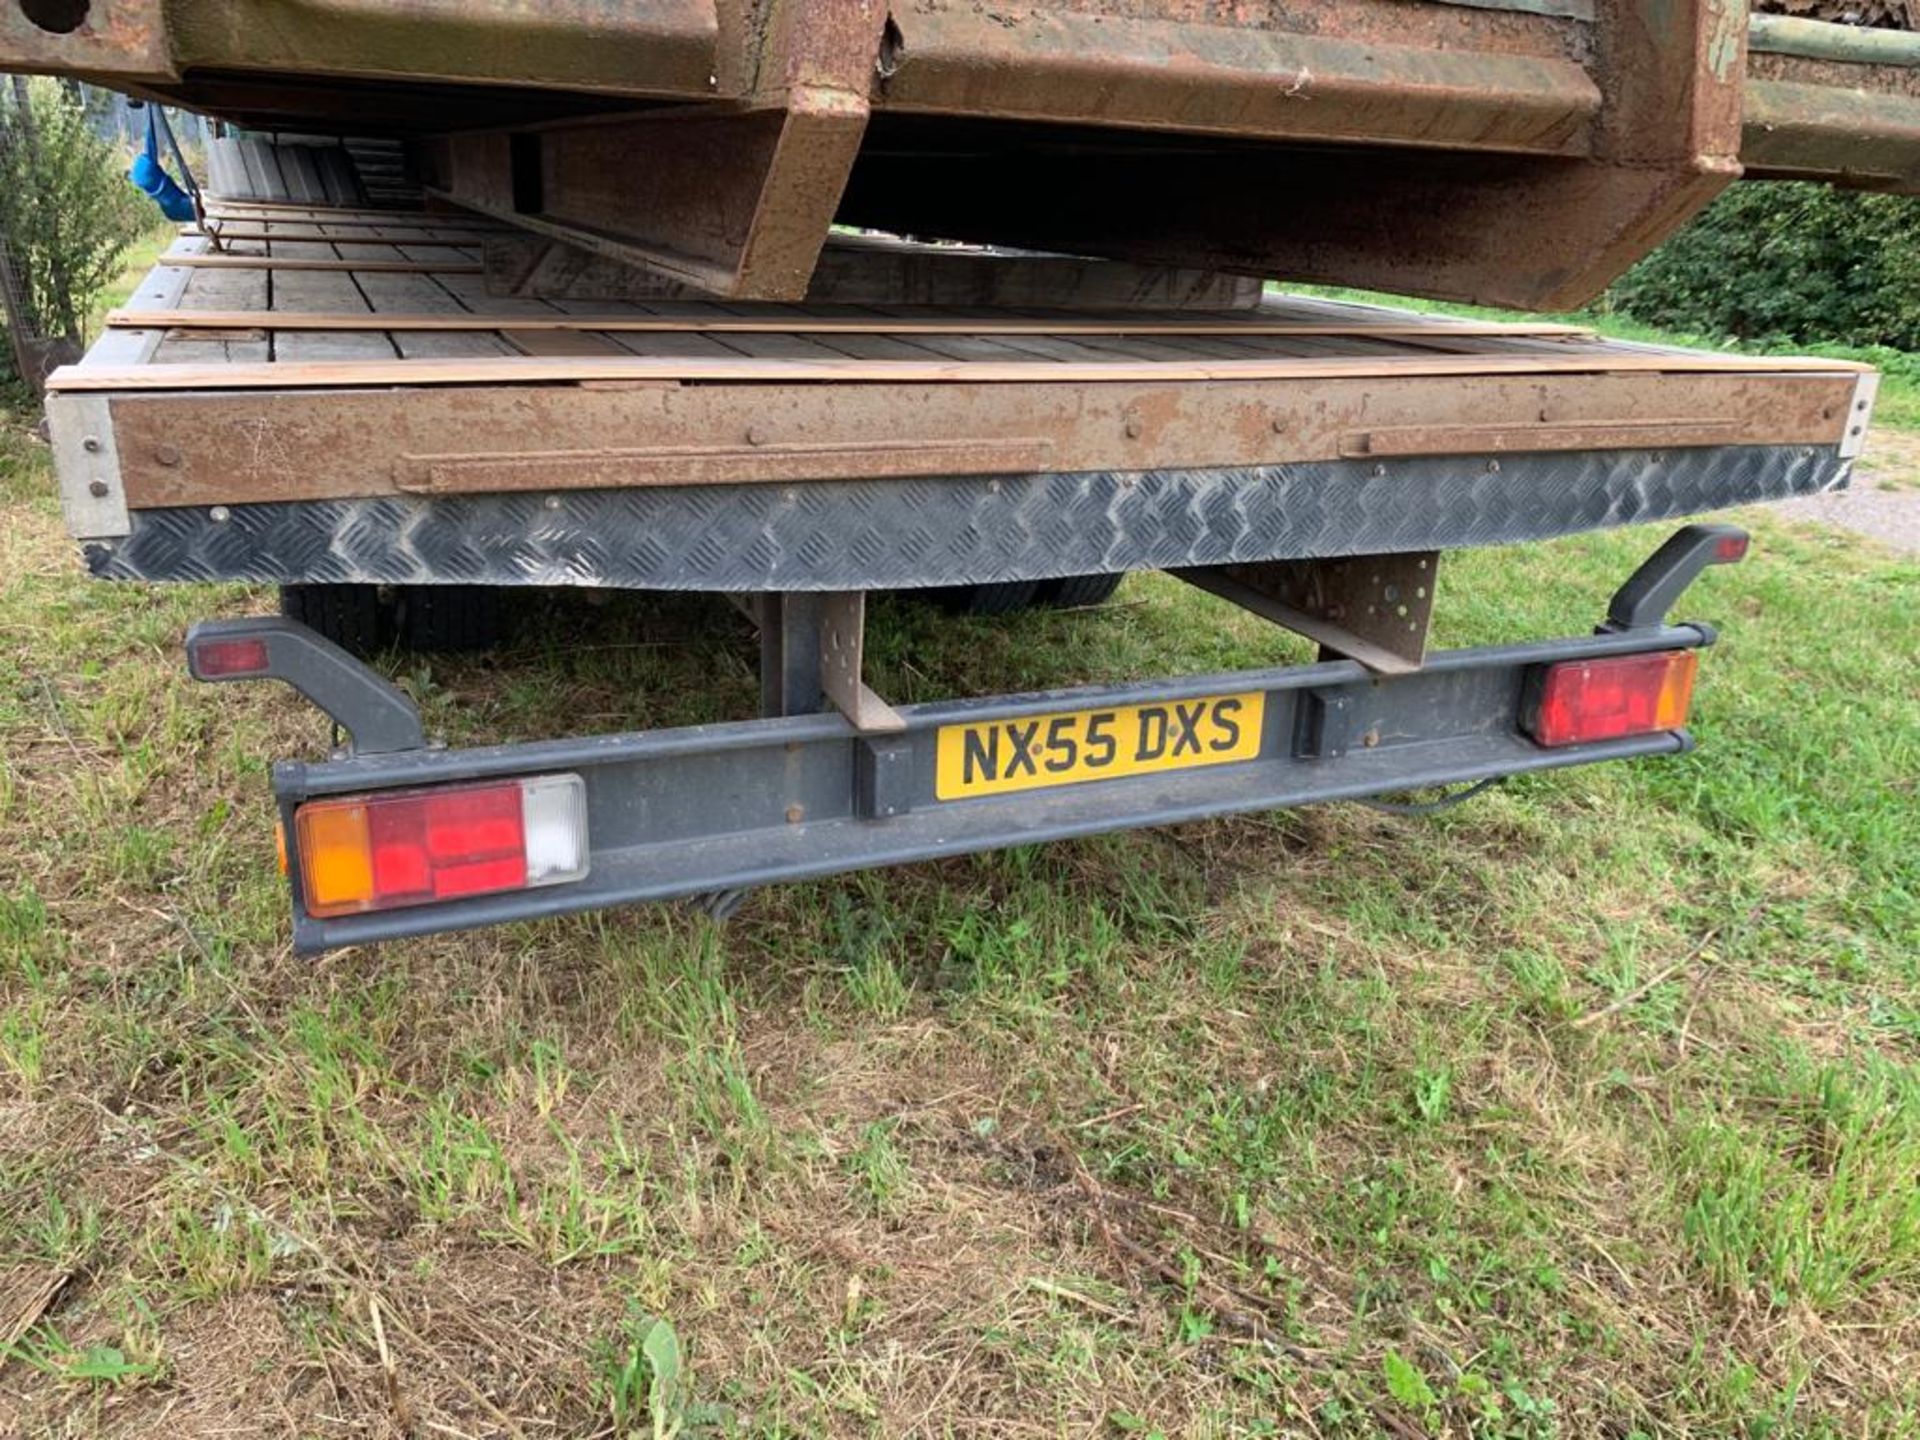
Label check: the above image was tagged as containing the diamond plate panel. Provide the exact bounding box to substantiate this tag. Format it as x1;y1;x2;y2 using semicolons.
87;447;1850;590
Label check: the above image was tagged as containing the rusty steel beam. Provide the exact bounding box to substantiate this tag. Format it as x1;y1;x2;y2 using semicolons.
86;367;1859;510
877;5;1600;157
433;0;886;300
6;3;1920;306
0;0;716;98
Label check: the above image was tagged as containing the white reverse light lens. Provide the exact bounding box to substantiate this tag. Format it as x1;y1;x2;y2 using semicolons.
520;773;589;885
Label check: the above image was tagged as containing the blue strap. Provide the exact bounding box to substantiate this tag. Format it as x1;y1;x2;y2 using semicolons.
128;104;197;222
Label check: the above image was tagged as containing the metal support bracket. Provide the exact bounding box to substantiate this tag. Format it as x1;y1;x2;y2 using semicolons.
1839;372;1880;460
759;591;904;731
185;617;426;755
1603;523;1748;631
819;592;907;734
46;392;130;541
1172;552;1439;674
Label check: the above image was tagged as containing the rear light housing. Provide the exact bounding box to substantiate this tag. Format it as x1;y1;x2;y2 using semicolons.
293;774;588;918
1525;649;1699;749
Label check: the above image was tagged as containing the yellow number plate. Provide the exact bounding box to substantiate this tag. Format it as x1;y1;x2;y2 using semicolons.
935;692;1265;801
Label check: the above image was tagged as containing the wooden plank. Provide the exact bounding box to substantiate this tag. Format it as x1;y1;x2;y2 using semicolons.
483;228;1269;310
153;263;271;366
505;328;629;357
76;237;209;370
48;350;1870;394
199;216;504;234
103;308;1598;340
188;228;481;247
270;268;397;362
353;270;517;359
204;201;492;223
164;257;483;274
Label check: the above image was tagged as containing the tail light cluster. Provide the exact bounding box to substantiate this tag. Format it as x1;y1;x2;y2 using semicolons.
1526;649;1699;748
293;774;588;918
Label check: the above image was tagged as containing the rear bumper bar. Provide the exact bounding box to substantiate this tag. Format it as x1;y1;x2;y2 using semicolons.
268;623;1709;952
184;523;1748;953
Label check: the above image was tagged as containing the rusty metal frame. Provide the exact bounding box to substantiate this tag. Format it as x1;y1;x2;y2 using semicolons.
75;365;1861;511
7;5;1920;306
432;0;887;299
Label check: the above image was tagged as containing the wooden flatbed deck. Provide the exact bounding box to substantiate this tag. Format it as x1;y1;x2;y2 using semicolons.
45;205;1876;592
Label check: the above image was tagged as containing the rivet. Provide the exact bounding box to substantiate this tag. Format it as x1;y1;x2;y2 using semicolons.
1371;464;1387;478
987;478;1002;494
154;444;182;467
1485;459;1501;474
87;479;109;498
1124;417;1142;439
747;426;769;446
1362;727;1381;749
785;804;805;824
1271;417;1286;434
82;436;102;454
209;505;231;523
543;495;561;510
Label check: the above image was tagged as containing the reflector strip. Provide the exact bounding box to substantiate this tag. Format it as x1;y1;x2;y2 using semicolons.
295;774;588;918
1527;650;1699;748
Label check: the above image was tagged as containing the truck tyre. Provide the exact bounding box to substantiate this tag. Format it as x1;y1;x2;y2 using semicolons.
279;583;390;658
393;584;504;653
930;581;1043;616
1037;573;1124;608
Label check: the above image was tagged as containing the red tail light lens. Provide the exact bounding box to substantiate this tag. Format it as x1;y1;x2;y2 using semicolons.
190;635;270;678
294;774;588;918
1527;650;1699;748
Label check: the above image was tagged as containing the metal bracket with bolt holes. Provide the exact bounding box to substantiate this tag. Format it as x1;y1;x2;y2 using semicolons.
759;591;904;731
1171;552;1440;674
1839;373;1879;460
185;616;426;755
1603;523;1748;632
819;592;906;733
46;393;130;540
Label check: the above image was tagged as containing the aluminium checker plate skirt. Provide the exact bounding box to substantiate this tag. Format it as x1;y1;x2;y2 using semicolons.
88;445;1847;590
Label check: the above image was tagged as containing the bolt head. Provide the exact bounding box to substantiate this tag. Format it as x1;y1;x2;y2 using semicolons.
154;444;183;467
785;804;805;825
82;436;101;454
87;479;109;498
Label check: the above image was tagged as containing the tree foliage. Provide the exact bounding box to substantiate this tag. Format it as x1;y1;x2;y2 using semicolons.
0;77;148;348
1610;181;1920;350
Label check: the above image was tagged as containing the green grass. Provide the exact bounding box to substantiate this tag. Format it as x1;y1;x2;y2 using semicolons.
1;338;1918;1431
1297;285;1920;432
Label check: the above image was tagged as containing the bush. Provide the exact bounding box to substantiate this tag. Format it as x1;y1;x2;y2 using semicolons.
1609;181;1920;350
0;78;149;355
